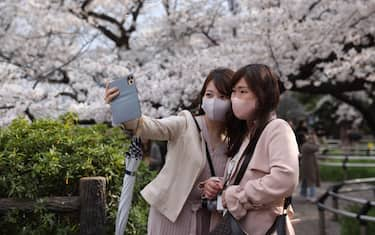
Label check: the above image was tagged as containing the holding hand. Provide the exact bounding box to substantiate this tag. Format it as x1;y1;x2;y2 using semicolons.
202;177;224;200
104;81;120;104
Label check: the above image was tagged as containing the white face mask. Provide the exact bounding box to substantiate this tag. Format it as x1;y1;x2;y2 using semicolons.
201;97;231;121
231;97;257;120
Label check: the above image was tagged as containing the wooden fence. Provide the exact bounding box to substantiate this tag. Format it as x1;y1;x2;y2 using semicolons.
0;177;106;235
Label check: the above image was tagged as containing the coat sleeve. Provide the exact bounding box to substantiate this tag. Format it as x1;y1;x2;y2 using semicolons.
123;112;188;141
224;121;299;219
301;142;320;154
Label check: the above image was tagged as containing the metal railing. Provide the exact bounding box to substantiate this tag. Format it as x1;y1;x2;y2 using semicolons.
316;178;375;235
318;154;375;180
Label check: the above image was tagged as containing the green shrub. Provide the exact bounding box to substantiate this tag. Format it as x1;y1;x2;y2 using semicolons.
340;205;375;235
0;113;155;234
319;160;375;181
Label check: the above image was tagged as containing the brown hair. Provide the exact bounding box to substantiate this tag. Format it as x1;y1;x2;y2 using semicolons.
226;64;280;158
195;67;234;115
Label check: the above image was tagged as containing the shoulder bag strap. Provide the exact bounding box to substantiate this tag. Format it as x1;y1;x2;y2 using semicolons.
283;196;292;211
233;119;273;185
190;112;216;177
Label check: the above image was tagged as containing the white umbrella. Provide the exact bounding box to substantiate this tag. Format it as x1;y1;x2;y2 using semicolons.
115;136;143;235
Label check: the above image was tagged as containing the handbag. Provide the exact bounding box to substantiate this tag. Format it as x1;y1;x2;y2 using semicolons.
265;196;292;235
209;121;273;235
208;212;245;235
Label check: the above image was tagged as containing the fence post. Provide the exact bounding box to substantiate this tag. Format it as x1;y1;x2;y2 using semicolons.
80;177;106;235
332;197;339;221
357;201;371;235
359;223;367;235
318;209;326;235
331;185;342;221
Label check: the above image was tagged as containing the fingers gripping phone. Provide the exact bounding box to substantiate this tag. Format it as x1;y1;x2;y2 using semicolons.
109;75;141;125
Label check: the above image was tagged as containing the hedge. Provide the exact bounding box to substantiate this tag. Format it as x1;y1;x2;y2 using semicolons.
0;113;155;235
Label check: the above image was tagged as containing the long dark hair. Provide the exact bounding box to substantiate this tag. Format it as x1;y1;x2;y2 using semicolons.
226;64;280;158
195;67;234;115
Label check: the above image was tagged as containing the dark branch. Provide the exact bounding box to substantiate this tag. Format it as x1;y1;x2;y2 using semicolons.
281;30;375;94
287;51;337;84
70;1;144;49
284;79;368;95
95;25;125;47
201;31;219;46
81;0;93;11
349;10;375;27
332;93;375;135
25;108;35;121
162;0;170;15
77;119;96;125
299;0;322;22
332;93;367;113
131;0;144;26
0;105;15;110
46;69;70;84
77;119;112;126
343;34;374;53
200;8;219;46
0;50;30;72
87;11;121;25
56;92;78;102
32;34;98;88
266;27;282;77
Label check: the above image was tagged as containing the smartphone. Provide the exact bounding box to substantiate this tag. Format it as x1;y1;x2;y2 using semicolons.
109;75;141;125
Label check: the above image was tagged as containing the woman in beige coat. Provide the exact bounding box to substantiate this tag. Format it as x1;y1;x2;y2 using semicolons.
105;68;233;235
203;64;299;235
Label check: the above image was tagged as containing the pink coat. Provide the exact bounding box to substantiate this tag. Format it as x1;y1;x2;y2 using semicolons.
224;119;299;235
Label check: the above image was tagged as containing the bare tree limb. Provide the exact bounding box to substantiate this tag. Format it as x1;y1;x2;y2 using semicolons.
69;0;144;49
201;30;219;46
299;0;322;22
332;93;375;134
0;105;15;110
32;34;99;88
162;0;170;16
266;26;282;77
227;0;239;37
349;10;375;27
81;0;94;11
282;78;368;94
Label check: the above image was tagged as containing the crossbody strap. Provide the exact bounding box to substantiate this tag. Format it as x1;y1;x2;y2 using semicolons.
264;196;293;235
190;112;216;177
233;119;273;185
283;196;292;211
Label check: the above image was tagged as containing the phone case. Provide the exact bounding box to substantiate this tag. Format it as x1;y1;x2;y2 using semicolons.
109;75;141;125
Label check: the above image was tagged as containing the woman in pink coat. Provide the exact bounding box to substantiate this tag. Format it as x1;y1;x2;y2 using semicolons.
204;64;299;235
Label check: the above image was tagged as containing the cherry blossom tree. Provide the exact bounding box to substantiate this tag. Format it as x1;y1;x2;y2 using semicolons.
1;0;374;135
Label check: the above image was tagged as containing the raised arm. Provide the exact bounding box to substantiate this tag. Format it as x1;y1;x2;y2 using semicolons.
104;81;188;141
126;114;188;141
